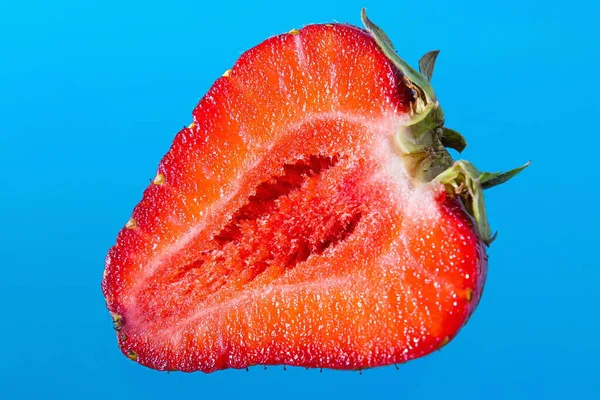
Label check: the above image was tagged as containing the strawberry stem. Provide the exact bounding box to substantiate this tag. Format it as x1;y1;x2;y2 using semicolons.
393;104;454;182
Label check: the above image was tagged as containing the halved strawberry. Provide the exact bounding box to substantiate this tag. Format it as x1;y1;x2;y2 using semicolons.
102;9;527;373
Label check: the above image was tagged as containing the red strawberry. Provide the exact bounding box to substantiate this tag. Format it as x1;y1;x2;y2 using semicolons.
102;9;527;373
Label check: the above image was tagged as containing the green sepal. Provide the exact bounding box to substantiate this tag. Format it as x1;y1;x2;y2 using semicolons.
434;160;529;246
440;128;467;153
480;161;531;190
419;50;440;81
361;8;437;110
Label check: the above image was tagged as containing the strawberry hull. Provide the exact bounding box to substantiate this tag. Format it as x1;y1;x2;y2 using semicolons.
103;14;521;373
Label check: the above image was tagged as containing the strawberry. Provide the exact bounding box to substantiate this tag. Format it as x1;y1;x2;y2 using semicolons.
102;9;527;373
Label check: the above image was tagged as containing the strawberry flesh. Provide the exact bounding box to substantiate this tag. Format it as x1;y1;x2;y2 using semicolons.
103;23;487;372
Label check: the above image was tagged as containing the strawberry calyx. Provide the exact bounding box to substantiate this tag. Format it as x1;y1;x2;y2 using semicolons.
361;8;529;245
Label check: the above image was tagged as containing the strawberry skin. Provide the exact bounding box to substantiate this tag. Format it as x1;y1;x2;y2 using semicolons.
102;11;525;373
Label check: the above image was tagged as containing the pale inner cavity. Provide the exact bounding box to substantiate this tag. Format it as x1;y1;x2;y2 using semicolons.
214;154;361;261
151;154;365;313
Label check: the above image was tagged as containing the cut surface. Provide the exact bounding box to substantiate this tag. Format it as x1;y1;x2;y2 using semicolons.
102;23;486;372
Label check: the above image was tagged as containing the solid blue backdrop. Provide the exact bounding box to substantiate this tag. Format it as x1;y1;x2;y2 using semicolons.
1;0;598;398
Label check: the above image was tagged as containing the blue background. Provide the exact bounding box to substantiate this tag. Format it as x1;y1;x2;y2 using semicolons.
2;0;598;398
